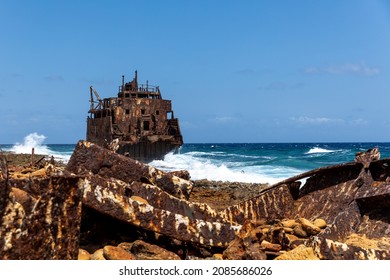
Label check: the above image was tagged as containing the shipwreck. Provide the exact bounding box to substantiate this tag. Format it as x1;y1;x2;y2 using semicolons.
1;143;390;259
86;70;183;162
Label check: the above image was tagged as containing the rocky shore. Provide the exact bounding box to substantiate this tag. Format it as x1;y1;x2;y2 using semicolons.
1;142;390;260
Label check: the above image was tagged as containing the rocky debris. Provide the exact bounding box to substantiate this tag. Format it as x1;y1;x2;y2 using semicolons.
102;245;137;260
222;217;328;260
127;240;181;260
1;142;390;260
78;248;91;260
81;240;181;260
91;249;105;260
275;244;319;260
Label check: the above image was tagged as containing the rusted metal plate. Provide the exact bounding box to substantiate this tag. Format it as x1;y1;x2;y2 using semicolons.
0;155;7;219
0;176;82;260
80;177;240;247
67;141;192;200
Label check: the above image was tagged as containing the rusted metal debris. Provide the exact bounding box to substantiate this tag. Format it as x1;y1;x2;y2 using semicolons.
67;141;240;247
0;176;83;260
1;143;390;259
218;147;390;259
86;70;183;163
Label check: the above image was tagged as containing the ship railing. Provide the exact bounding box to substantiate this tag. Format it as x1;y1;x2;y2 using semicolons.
119;84;160;94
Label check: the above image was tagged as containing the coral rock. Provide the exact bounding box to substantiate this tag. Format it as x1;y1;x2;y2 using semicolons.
103;245;136;260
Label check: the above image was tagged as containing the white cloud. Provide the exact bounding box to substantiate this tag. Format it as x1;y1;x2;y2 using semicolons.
214;116;235;122
350;118;368;126
290;116;370;127
290;116;344;125
305;62;380;76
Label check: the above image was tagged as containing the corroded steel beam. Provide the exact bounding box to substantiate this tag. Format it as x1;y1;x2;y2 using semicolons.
219;185;295;225
67;141;192;200
84;174;227;223
218;149;390;250
0;156;7;219
80;177;240;247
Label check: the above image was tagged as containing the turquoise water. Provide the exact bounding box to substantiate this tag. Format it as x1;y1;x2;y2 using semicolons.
2;133;389;184
150;142;390;184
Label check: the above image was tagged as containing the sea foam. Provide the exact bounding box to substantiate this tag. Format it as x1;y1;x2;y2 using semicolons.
150;152;292;184
8;133;71;163
306;147;337;154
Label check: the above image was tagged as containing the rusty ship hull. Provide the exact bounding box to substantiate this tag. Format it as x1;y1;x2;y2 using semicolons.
86;70;183;163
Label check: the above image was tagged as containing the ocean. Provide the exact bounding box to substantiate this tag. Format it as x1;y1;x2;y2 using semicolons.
2;133;390;185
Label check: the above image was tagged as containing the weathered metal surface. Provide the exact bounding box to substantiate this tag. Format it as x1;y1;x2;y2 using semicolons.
86;70;183;162
219;185;295;225
0;176;82;259
67;141;192;200
215;148;390;259
67;141;240;246
3;144;390;259
221;149;389;225
310;237;390;260
80;177;240;247
0;155;8;220
84;174;226;223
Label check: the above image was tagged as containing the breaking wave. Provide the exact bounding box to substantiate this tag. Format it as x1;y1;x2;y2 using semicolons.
306;147;338;154
150;152;299;185
6;133;71;163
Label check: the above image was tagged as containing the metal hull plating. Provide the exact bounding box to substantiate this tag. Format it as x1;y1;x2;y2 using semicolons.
86;70;183;163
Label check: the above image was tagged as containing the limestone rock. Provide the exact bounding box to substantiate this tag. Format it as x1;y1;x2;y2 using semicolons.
260;240;282;252
78;249;91;260
118;242;133;252
91;249;106;260
212;253;223;260
275;245;319;260
313;218;327;229
130;240;181;260
281;219;298;229
296;218;321;235
293;224;308;238
103;245;136;260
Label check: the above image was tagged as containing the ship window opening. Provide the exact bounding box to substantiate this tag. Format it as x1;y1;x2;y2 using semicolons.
125;109;130;114
156;110;160;115
143;121;150;131
141;109;146;115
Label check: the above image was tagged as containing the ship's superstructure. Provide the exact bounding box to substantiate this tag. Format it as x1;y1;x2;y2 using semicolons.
86;70;183;162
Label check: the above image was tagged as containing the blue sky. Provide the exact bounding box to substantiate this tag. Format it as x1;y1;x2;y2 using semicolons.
1;0;390;144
